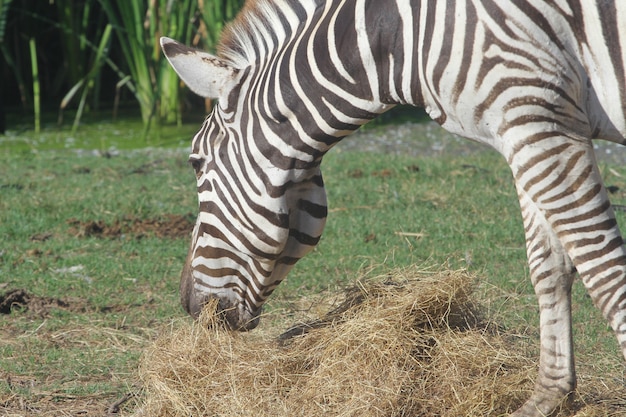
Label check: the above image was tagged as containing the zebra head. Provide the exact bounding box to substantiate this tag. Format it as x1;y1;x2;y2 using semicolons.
161;37;328;330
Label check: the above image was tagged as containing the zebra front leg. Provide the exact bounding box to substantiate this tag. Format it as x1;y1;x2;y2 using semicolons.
510;189;577;417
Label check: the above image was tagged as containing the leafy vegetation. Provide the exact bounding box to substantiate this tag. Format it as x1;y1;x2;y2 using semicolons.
98;0;195;128
0;0;246;134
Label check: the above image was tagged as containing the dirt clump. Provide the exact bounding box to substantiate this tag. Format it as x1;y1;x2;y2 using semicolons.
0;289;69;317
67;213;194;239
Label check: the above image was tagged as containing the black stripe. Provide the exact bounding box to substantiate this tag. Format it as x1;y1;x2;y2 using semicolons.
297;198;327;218
289;228;321;246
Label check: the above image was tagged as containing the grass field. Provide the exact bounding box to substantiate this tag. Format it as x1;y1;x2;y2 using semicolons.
1;121;625;415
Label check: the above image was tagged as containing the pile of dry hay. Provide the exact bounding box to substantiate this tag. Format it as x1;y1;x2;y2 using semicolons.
132;267;623;417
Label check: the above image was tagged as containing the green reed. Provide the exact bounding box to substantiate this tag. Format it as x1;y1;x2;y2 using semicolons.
98;0;197;131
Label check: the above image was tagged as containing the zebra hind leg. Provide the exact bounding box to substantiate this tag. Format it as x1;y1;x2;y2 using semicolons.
510;188;577;416
507;136;626;416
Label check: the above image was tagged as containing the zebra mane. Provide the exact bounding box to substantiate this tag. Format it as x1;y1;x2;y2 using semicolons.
218;0;300;68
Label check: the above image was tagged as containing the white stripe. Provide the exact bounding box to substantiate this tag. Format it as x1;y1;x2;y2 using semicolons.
354;0;379;102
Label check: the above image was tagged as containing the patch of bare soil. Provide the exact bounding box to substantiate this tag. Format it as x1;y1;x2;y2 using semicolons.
67;213;194;239
0;287;154;318
0;289;72;317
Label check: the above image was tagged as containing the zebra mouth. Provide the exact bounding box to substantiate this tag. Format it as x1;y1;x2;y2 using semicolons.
183;281;262;330
214;297;262;331
204;297;262;332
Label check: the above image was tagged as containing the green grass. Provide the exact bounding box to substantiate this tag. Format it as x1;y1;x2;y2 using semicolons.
0;148;195;413
0;110;202;153
1;127;625;414
300;149;525;285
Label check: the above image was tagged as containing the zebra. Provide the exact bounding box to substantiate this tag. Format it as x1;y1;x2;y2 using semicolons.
160;0;626;415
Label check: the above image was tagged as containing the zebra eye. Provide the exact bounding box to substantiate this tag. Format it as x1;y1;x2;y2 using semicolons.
188;155;204;172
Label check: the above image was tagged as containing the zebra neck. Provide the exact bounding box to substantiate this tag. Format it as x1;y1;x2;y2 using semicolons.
219;0;424;155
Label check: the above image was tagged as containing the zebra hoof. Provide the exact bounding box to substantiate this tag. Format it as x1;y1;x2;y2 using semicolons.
510;390;573;417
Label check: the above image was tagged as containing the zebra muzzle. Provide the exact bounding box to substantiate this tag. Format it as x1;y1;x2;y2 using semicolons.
195;295;262;331
217;298;262;331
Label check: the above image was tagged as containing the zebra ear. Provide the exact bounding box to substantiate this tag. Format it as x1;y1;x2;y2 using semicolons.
160;37;238;99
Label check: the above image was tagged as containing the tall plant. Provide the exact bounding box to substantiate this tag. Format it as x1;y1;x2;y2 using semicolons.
53;0;117;133
0;0;10;41
29;38;39;133
56;0;92;95
198;0;244;52
0;0;11;133
0;0;22;107
98;0;196;129
59;24;113;134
